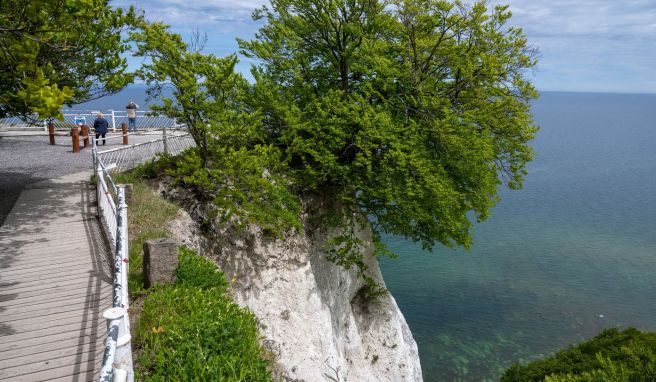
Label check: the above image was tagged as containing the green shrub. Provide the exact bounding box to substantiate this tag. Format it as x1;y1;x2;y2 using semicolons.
175;246;229;290
502;328;656;382
135;248;273;382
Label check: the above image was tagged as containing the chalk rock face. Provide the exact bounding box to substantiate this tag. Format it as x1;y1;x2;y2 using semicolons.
167;201;423;382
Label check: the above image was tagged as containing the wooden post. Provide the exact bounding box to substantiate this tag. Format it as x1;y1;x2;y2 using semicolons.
80;124;90;148
48;122;55;145
72;126;80;153
121;123;128;145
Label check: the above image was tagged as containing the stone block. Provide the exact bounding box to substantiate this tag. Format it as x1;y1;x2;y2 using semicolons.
143;238;178;288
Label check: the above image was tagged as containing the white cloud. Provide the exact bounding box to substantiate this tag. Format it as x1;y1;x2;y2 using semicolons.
493;0;656;93
116;0;267;33
116;0;656;93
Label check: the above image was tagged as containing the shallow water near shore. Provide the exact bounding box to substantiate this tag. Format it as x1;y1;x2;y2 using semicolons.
379;92;656;381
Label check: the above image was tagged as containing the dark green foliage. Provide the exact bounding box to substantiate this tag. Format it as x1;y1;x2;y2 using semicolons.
240;0;538;287
502;328;656;382
0;0;140;120
130;0;538;297
132;23;302;238
135;248;273;382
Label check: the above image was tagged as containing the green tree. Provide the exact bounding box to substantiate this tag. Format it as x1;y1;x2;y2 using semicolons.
0;0;139;121
239;0;538;285
132;23;301;235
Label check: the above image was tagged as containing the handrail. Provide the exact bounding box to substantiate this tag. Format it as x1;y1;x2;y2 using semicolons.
90;127;194;380
93;137;134;382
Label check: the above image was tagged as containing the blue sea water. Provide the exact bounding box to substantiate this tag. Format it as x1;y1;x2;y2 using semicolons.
83;88;656;380
379;92;656;381
71;84;160;111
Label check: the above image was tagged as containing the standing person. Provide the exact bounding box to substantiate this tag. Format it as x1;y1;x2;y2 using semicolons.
126;100;139;132
94;112;109;145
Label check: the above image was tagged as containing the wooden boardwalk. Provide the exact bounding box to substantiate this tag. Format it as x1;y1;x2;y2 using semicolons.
0;172;113;381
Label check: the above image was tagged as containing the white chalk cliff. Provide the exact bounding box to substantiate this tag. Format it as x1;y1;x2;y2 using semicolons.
165;191;423;382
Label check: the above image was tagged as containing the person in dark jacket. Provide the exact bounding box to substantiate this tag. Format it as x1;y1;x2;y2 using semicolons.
93;112;109;146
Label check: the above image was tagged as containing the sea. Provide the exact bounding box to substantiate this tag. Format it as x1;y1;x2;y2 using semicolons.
380;91;656;381
84;88;656;381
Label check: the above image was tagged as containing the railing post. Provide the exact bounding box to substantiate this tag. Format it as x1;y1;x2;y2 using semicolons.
118;185;129;308
81;124;90;148
117;185;132;381
48;122;56;145
111;110;116;132
163;122;169;155
92;138;100;217
72;125;80;153
122;123;128;145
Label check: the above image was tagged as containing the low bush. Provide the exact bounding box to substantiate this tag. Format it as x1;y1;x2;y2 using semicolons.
135;247;273;381
502;328;656;382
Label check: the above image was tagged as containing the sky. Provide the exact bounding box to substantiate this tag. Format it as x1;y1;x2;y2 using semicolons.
115;0;656;94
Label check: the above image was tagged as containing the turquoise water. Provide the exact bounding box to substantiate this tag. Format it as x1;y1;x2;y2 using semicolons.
379;92;656;381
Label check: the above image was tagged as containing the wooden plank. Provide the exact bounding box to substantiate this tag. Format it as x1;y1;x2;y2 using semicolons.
0;267;105;283
0;326;102;354
0;272;108;293
0;346;104;380
0;284;111;308
0;254;99;271
0;338;103;370
0;240;89;254
0;333;101;362
0;259;97;277
0;224;99;237
2;292;111;321
0;315;107;343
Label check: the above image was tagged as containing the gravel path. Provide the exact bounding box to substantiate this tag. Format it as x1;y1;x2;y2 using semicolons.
0;131;162;226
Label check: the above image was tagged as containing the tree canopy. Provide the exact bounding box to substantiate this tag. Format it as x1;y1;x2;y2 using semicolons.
238;0;538;271
131;23;302;237
126;0;538;294
0;0;139;121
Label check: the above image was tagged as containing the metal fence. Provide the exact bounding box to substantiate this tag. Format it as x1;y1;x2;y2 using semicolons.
94;146;133;382
93;129;194;382
0;109;182;131
96;131;195;173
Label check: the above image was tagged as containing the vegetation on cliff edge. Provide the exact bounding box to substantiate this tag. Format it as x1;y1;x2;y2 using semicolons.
131;0;539;296
135;247;273;381
502;328;656;382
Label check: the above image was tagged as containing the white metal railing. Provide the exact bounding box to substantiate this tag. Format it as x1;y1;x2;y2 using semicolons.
0;109;184;131
92;124;194;381
93;138;133;382
96;131;195;173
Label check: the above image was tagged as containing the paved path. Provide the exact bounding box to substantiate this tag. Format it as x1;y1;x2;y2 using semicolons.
0;172;113;381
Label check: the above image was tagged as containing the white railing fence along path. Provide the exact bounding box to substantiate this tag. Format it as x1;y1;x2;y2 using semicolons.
93;128;195;382
96;131;195;173
0;109;184;131
93;140;133;382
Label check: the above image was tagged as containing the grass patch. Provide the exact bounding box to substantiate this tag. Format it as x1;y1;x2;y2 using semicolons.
114;170;178;293
502;328;656;382
135;247;273;381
